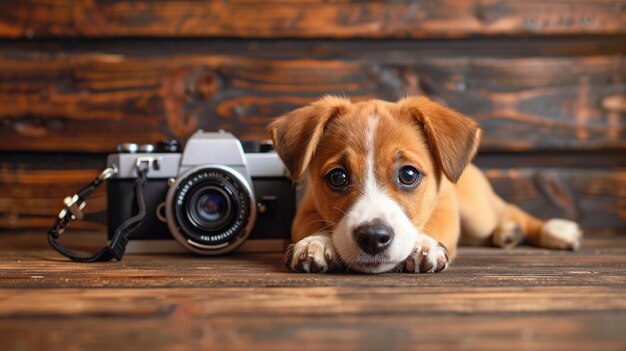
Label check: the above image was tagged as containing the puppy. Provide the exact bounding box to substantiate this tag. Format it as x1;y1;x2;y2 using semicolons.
269;96;583;273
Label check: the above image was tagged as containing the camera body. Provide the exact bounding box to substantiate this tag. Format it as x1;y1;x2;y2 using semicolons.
106;130;295;255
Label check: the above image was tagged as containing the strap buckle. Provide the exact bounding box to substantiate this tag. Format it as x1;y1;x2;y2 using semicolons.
59;194;86;221
55;166;118;235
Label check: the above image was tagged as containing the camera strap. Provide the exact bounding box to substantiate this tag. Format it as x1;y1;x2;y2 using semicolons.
47;164;149;262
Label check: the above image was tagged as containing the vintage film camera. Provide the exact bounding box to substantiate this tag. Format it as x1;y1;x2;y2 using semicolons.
106;130;296;255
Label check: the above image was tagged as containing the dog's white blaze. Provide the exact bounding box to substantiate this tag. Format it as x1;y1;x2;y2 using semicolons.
332;116;418;273
364;116;379;201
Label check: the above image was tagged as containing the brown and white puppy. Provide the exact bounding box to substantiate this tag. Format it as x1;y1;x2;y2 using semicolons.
269;96;582;274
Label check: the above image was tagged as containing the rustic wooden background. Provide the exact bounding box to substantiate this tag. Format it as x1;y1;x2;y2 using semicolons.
0;0;625;234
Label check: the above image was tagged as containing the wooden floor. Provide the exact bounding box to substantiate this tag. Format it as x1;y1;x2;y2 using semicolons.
1;232;625;351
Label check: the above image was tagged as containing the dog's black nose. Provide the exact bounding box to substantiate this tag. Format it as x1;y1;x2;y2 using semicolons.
354;219;394;255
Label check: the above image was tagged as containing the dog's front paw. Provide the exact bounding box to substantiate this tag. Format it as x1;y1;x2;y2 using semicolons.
540;219;583;250
403;236;449;273
285;234;341;273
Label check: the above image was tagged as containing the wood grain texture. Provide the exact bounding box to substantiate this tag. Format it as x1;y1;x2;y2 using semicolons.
485;168;626;230
2;287;626;317
2;315;625;351
0;232;625;351
0;168;107;232
2;234;626;289
0;0;624;39
1;153;624;232
0;47;623;152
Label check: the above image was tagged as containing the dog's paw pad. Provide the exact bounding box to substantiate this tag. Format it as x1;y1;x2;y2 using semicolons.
540;219;583;251
492;220;524;249
285;235;340;273
404;237;449;273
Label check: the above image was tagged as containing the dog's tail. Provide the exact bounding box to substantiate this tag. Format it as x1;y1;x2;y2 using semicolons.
493;204;582;250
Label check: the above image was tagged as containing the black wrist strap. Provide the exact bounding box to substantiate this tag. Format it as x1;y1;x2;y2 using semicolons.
47;165;148;262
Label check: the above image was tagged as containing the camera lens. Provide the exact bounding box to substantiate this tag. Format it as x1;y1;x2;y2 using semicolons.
198;191;226;221
188;187;233;229
166;165;256;254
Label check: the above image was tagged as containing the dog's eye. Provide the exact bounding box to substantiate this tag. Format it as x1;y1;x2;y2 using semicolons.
326;168;348;190
398;166;421;186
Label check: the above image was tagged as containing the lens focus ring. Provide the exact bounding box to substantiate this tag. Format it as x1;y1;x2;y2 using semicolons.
166;165;256;254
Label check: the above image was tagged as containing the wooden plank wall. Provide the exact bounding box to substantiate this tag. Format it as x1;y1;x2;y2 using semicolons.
0;0;625;234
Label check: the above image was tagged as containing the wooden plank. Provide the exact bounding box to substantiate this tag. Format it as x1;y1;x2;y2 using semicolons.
2;233;625;290
0;233;625;350
1;233;625;290
1;314;624;351
485;168;626;230
1;154;624;231
0;0;624;39
0;49;623;152
2;286;626;317
3;36;625;59
3;248;626;289
0;169;107;232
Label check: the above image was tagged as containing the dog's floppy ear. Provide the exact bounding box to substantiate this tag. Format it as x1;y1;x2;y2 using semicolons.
399;96;481;183
268;96;351;182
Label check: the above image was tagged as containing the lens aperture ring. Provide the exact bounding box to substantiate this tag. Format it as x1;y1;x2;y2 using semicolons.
173;168;252;246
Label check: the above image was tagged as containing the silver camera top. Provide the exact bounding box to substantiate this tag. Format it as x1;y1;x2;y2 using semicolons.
107;130;288;179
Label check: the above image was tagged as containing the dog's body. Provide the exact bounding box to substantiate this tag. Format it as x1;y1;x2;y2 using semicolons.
269;96;582;273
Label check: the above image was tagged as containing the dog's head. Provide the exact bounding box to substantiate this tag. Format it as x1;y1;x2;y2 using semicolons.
269;96;480;273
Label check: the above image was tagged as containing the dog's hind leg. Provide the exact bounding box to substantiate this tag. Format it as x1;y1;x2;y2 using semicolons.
457;164;582;250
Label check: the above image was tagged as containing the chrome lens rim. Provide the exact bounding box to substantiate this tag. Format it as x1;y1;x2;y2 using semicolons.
165;164;256;255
